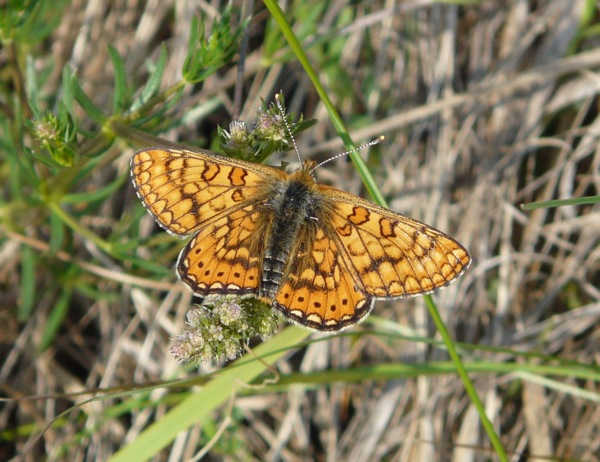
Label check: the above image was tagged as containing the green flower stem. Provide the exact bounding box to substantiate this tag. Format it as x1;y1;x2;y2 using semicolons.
264;2;507;459
48;201;112;255
263;0;387;207
108;121;185;150
425;295;508;461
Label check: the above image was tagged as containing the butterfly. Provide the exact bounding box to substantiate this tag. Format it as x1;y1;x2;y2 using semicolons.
131;143;471;332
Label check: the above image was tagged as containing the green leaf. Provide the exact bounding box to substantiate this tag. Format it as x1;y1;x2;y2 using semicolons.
131;44;168;112
521;195;600;211
108;46;128;114
18;246;36;321
182;15;201;79
40;287;72;351
25;54;42;118
61;65;75;111
61;171;127;205
72;76;106;124
49;208;66;253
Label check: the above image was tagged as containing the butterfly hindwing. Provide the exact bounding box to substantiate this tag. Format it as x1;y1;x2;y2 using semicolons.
177;205;265;295
273;226;374;330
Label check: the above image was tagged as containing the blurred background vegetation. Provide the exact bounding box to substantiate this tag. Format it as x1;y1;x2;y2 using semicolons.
1;0;599;461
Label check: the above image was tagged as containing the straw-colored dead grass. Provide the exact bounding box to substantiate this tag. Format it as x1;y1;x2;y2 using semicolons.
2;1;599;461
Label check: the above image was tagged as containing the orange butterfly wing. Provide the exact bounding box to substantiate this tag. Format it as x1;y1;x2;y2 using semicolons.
131;147;285;295
132;147;471;332
273;227;373;331
131;147;285;237
322;186;471;298
272;184;471;331
177;205;265;295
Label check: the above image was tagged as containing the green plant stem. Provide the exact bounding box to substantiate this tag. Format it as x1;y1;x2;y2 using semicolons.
264;2;508;460
262;0;387;206
48;202;112;255
425;295;508;461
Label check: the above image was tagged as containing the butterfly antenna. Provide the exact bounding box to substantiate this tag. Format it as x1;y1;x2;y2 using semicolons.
275;94;303;165
314;136;385;170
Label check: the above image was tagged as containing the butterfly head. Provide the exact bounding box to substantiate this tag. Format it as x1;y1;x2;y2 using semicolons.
302;158;318;174
287;158;319;188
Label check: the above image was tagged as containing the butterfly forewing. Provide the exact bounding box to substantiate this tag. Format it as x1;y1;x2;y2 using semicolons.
322;187;471;298
131;147;285;236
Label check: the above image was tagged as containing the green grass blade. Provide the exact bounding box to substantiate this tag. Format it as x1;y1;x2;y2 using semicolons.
521;195;600;210
264;3;506;460
18;246;36;321
40;287;72;352
263;0;386;206
109;326;310;462
425;295;508;461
